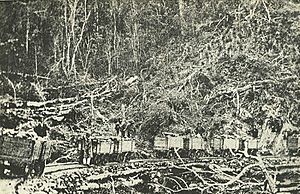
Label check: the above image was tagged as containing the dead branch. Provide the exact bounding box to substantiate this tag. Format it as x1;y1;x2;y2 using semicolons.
207;76;298;103
52;148;77;163
0;71;50;80
2;75;16;101
165;177;184;189
247;154;277;193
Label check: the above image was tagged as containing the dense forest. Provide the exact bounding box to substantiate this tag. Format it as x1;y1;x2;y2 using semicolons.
0;0;300;152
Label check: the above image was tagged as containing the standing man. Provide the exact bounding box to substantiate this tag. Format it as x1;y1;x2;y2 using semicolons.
83;133;92;165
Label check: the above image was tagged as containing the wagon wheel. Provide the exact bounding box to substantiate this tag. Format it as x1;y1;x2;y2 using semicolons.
178;149;186;158
200;150;206;157
95;154;101;165
223;150;230;158
166;150;173;159
129;152;138;160
101;154;108;165
288;149;294;156
253;149;259;156
108;153;115;163
121;152;129;162
130;151;139;160
93;154;98;165
130;152;145;160
127;152;133;162
116;153;123;163
221;150;227;158
194;150;202;159
154;150;161;159
96;154;102;165
204;150;211;157
101;154;106;163
213;150;220;157
122;152;128;162
189;150;196;160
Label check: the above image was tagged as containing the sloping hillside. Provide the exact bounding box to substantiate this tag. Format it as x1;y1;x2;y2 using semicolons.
0;0;299;152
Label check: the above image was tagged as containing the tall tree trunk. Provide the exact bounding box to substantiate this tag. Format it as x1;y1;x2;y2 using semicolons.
106;0;118;75
131;0;139;69
64;1;70;77
71;0;91;77
69;0;79;76
112;0;117;74
34;45;38;77
26;8;30;55
178;0;186;36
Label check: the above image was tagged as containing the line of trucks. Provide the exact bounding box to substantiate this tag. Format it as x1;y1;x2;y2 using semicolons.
0;128;299;177
76;131;300;165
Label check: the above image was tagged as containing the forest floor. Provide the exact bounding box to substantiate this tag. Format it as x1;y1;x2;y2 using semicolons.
0;178;20;194
2;155;298;194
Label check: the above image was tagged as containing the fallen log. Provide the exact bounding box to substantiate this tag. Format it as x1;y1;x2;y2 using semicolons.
86;165;172;182
256;155;277;193
56;178;144;191
44;75;117;91
275;163;300;170
277;181;300;188
1;97;79;109
0;70;50;80
277;185;300;193
207;75;298;103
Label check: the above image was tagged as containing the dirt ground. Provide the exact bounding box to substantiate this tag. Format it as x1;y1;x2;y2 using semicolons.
0;178;19;194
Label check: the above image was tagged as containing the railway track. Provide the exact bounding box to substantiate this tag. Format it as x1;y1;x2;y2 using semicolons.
42;155;299;176
40;156;255;181
13;155;300;194
48;156;300;192
44;162;87;175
